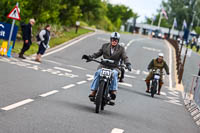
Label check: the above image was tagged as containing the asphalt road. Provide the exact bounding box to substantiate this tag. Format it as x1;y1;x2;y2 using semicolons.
0;32;199;133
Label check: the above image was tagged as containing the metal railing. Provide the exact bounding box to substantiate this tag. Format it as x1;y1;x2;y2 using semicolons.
184;75;200;109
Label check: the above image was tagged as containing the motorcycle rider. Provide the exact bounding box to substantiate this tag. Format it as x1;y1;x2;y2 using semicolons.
83;32;132;102
145;53;169;95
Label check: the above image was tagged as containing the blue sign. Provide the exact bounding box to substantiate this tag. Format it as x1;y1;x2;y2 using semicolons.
0;22;18;42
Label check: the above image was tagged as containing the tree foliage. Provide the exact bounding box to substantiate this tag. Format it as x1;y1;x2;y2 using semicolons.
0;0;136;31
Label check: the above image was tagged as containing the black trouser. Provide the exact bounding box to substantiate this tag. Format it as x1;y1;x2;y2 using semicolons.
20;41;31;55
196;46;200;52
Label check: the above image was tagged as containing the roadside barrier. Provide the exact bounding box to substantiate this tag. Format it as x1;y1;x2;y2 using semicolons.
184;75;200;127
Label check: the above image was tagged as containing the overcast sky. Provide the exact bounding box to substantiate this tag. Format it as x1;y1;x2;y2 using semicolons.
108;0;164;23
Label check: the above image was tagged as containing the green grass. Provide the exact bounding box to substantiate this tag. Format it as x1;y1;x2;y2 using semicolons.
0;27;92;56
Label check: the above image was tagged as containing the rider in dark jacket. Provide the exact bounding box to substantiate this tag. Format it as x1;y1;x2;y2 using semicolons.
85;32;132;102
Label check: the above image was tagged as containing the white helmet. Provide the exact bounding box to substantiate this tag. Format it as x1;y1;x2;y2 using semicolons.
110;32;120;41
158;53;164;58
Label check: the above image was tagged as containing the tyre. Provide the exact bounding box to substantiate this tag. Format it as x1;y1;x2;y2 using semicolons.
151;81;157;98
95;81;105;113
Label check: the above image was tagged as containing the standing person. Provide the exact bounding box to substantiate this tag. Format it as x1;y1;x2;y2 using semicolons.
198;64;200;76
196;37;200;53
35;25;51;62
19;19;35;59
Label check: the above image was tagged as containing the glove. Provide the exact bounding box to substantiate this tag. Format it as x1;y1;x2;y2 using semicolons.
82;55;93;62
126;63;132;71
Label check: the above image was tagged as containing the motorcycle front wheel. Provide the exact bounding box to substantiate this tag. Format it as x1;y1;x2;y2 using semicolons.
95;81;105;113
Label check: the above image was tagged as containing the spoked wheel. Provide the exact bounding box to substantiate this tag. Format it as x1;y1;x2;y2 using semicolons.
95;81;104;113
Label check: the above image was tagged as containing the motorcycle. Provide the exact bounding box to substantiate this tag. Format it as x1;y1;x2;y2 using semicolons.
82;55;126;113
150;69;161;98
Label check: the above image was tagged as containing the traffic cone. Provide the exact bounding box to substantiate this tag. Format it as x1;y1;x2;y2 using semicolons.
0;41;8;56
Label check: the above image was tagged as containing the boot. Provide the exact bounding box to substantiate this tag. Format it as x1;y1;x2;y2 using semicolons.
145;81;150;93
110;90;116;100
19;53;26;59
157;85;162;95
88;91;96;101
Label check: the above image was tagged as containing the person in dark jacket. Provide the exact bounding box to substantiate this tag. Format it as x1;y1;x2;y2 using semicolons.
19;19;35;59
145;53;169;95
83;32;132;103
35;25;51;62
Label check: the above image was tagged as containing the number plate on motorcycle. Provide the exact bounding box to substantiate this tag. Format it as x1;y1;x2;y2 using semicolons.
100;69;112;78
154;75;160;80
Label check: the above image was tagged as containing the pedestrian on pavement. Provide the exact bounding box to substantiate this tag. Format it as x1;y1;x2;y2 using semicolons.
145;53;169;95
19;19;35;59
196;37;200;53
35;25;51;62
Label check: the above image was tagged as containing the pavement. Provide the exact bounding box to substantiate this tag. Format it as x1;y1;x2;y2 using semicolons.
0;32;199;133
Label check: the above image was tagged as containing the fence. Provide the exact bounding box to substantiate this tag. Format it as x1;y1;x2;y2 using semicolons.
184;75;200;126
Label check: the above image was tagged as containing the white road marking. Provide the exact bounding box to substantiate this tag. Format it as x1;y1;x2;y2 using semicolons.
43;59;62;65
22;59;41;65
64;73;79;78
68;65;87;70
40;90;59;97
43;32;96;57
118;82;132;87
1;99;34;111
142;46;161;52
168;92;179;97
86;74;94;78
26;65;40;70
111;128;124;133
142;71;149;75
125;39;135;50
124;74;136;79
54;66;72;72
77;81;87;85
160;92;167;96
165;100;182;106
166;96;180;100
10;58;19;61
62;84;75;89
87;78;94;81
165;40;172;89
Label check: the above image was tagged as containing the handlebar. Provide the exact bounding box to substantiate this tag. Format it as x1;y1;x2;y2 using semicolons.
82;55;127;69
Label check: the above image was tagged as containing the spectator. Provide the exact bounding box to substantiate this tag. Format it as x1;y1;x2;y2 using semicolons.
196;37;200;53
35;25;51;62
190;37;196;49
19;19;35;59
